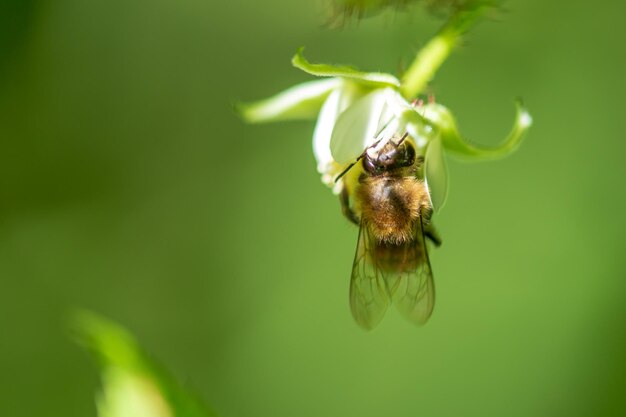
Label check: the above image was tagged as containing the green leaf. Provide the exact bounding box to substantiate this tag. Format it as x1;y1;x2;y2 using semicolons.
236;78;342;123
72;310;215;417
424;136;449;212
423;100;532;161
292;48;401;88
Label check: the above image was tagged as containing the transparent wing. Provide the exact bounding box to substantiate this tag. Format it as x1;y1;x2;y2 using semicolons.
383;217;435;326
349;223;390;330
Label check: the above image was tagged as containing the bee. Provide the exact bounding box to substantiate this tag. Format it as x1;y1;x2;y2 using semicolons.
336;133;442;330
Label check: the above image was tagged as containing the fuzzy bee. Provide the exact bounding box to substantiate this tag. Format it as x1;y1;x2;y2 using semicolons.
336;133;441;330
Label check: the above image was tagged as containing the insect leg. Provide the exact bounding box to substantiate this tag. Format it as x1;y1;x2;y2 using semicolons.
340;186;359;225
423;222;442;247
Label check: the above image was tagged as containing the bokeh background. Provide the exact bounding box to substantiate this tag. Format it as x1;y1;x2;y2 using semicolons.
1;0;625;416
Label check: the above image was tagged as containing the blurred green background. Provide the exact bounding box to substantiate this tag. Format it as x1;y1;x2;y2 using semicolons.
1;0;625;416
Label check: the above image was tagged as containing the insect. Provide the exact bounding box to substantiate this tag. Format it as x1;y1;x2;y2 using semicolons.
336;132;442;329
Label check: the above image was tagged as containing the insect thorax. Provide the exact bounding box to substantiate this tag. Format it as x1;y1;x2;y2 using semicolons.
357;175;431;244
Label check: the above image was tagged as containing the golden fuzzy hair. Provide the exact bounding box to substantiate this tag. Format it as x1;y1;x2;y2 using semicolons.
357;176;431;244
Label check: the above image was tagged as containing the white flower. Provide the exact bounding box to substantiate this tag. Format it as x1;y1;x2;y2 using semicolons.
239;49;532;212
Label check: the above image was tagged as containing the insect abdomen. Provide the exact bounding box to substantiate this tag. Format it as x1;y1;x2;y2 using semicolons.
373;239;425;272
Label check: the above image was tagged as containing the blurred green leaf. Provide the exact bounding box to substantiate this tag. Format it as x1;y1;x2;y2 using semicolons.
328;0;481;22
72;311;216;417
292;48;401;87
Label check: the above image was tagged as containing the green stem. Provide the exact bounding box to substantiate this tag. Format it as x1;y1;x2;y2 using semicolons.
400;3;492;99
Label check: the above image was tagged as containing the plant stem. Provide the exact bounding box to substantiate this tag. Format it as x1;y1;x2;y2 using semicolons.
400;3;492;99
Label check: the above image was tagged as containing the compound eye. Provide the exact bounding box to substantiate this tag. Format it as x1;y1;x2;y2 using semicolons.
403;143;416;166
363;156;379;174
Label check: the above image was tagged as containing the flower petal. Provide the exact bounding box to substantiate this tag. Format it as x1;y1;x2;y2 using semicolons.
424;136;449;212
292;48;401;88
423;100;533;160
236;78;342;123
313;90;343;171
329;88;392;163
313;81;364;180
395;104;436;152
